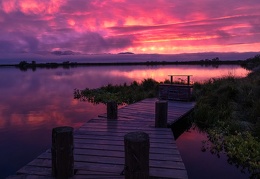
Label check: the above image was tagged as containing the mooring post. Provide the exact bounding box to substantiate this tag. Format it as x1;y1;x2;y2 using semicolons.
124;132;150;179
52;126;74;179
170;75;173;84
107;101;118;120
155;100;168;128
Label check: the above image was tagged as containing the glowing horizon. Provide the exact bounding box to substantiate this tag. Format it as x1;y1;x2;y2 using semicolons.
0;0;259;55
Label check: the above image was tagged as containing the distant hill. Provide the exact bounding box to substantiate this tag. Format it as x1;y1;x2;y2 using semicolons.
0;51;260;65
51;50;79;55
118;52;134;54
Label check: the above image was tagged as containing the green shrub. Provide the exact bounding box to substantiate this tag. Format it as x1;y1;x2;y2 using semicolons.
193;69;260;177
74;78;159;105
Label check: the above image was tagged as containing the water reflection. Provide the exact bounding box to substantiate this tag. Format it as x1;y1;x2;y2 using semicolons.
176;126;250;179
79;65;248;84
0;65;249;178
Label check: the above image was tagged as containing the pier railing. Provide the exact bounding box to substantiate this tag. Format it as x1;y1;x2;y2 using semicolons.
159;75;193;101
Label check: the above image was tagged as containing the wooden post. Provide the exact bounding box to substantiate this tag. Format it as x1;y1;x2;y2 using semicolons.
155;100;168;128
170;75;173;84
187;76;190;85
52;126;74;179
107;101;118;120
124;132;150;179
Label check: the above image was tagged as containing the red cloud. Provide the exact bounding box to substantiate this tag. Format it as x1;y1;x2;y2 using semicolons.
0;0;259;54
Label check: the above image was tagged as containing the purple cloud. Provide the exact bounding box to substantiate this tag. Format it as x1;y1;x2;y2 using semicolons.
0;0;259;55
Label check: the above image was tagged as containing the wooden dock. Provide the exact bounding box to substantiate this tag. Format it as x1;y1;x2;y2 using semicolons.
8;98;195;179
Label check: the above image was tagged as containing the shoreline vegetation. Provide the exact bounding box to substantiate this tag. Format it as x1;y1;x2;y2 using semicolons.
193;56;260;178
74;54;260;178
74;78;159;105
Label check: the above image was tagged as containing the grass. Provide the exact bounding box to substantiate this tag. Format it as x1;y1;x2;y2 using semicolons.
192;69;260;177
74;78;159;105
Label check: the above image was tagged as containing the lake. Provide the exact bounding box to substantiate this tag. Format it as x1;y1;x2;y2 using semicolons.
0;64;250;178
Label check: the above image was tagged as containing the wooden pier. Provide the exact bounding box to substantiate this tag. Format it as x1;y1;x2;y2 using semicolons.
8;98;195;179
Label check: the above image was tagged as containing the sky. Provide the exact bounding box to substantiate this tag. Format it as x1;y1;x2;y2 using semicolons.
0;0;260;55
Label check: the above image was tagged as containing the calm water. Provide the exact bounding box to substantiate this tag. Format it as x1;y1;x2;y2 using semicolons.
176;126;250;179
0;65;249;178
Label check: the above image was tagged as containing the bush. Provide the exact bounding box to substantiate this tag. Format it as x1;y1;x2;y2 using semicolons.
74;78;159;105
193;70;260;177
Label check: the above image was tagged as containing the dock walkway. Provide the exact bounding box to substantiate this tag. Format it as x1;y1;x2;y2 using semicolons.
9;98;195;179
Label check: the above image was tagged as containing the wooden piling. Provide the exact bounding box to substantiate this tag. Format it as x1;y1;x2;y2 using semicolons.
52;126;74;179
107;101;118;120
155;100;168;128
124;132;150;179
170;75;173;84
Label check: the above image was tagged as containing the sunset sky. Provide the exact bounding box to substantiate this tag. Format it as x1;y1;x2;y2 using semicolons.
0;0;260;55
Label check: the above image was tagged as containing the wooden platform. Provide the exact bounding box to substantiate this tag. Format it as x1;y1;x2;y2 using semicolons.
8;98;195;179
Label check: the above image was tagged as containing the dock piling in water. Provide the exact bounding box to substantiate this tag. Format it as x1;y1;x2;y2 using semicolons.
52;126;74;179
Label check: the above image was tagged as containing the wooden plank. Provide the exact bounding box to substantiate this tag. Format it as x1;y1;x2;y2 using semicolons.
77;126;173;135
75;130;175;140
7;175;53;179
21;156;186;176
21;156;186;177
150;167;188;179
11;98;193;179
74;133;175;144
98;99;195;125
73;174;124;179
16;166;51;176
74;143;180;155
74;139;177;149
38;149;183;162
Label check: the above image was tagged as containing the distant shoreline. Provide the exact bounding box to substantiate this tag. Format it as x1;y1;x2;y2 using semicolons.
0;60;246;69
1;51;259;65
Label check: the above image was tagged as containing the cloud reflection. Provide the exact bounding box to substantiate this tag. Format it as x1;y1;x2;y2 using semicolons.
0;65;249;130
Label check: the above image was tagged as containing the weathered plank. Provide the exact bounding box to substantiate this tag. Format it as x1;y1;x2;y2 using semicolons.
38;149;183;162
99;98;195;125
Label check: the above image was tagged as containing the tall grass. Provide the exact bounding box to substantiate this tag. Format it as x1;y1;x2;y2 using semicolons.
193;71;260;177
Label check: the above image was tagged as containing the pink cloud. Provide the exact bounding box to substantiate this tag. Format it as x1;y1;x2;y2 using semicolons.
0;0;259;54
1;0;62;14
